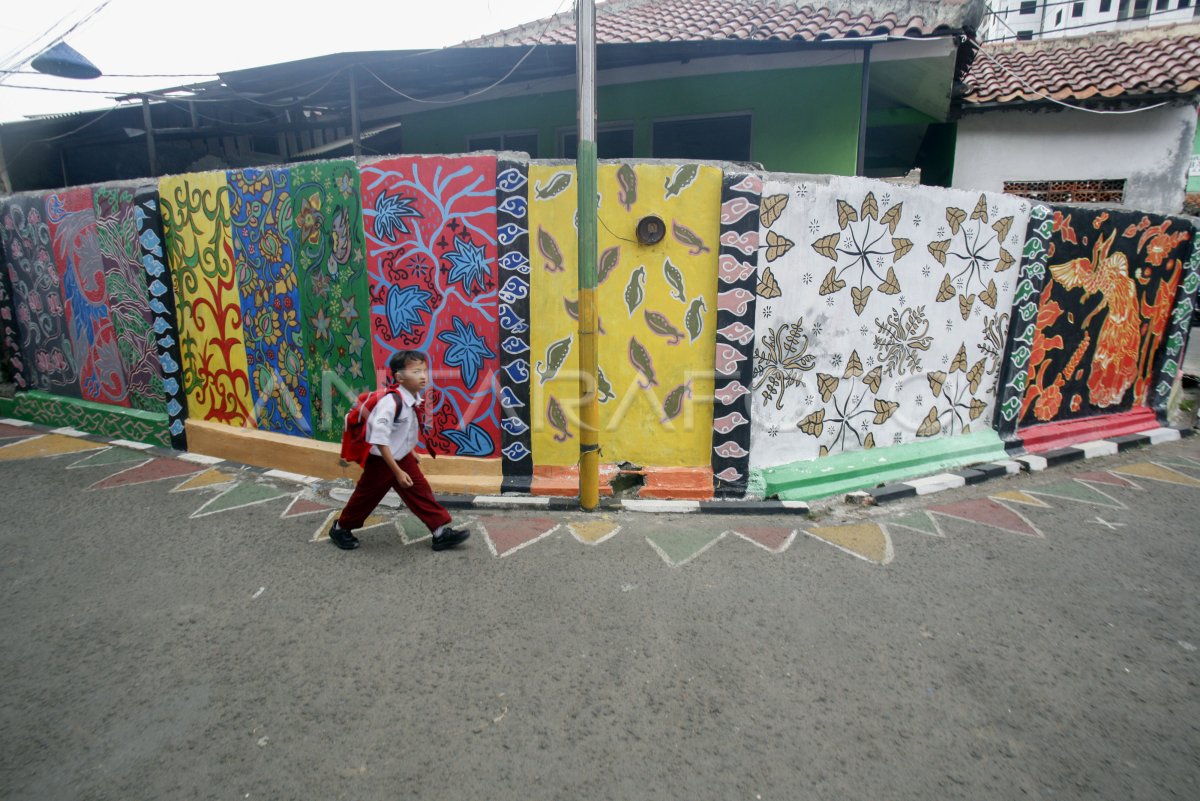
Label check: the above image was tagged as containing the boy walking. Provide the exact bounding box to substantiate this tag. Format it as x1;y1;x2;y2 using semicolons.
330;350;470;552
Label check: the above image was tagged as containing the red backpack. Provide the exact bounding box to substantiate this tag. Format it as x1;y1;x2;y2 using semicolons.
339;388;401;467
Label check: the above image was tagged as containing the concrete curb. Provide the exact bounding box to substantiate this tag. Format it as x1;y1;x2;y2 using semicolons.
845;427;1193;507
10;419;1194;514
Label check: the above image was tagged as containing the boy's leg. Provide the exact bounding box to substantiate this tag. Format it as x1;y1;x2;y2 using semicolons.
392;452;453;533
337;456;394;531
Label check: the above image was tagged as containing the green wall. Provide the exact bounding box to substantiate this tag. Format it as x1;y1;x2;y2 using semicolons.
398;64;862;175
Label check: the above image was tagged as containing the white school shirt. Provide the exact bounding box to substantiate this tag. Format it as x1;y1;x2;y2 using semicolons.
366;385;420;459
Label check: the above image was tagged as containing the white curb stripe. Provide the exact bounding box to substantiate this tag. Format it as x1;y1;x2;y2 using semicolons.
263;469;321;485
622;499;700;513
1075;440;1118;459
177;453;225;465
1017;455;1048;472
109;439;155;450
1146;427;1182;444
0;418;32;427
472;495;551;508
905;473;967;496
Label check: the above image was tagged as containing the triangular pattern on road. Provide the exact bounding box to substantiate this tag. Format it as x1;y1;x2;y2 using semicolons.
0;422;34;439
728;526;796;553
172;469;235;492
989;490;1052;508
803;523;894;565
1028;480;1125;508
87;458;203;490
645;528;726;567
310;511;393;542
477;515;560;557
190;483;293;518
568;519;622;545
1153;454;1200;470
0;434;104;460
1073;470;1141;489
280;496;333;518
396;515;431;544
67;446;151;469
927;498;1043;538
1111;462;1200;488
886;510;944;537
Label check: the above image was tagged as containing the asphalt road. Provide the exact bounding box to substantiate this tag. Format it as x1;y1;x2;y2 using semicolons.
2;432;1199;801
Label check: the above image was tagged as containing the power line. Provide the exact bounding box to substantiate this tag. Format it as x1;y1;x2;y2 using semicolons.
0;69;217;78
0;1;114;84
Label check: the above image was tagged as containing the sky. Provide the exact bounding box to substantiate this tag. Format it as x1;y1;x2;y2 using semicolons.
0;0;572;123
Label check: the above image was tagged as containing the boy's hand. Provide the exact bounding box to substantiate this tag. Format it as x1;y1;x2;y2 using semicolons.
394;468;413;488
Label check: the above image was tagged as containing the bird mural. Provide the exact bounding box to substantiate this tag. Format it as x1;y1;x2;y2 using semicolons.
1046;229;1139;408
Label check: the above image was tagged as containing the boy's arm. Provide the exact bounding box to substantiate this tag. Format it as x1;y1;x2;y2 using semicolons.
377;444;413;488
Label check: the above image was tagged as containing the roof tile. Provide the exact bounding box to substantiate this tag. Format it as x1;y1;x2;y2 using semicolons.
963;25;1200;106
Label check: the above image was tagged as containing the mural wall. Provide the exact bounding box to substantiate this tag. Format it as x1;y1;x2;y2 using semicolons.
747;176;1031;485
361;156;501;458
1;157;1197;502
528;163;720;473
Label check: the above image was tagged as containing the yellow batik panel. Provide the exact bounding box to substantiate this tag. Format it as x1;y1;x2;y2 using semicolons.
527;163;719;468
158;172;255;427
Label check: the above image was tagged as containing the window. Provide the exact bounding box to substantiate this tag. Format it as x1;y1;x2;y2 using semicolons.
1055;10;1064;23
466;130;539;156
1003;179;1126;204
1020;1;1037;13
1017;29;1035;39
1181;0;1192;9
1100;0;1112;12
652;114;752;162
1157;0;1170;10
1073;1;1085;15
1133;0;1151;18
560;126;635;159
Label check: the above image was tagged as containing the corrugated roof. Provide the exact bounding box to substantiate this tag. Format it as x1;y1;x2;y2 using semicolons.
461;0;985;46
962;23;1200;106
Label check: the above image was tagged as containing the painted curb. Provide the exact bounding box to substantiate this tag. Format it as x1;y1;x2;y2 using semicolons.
844;427;1194;506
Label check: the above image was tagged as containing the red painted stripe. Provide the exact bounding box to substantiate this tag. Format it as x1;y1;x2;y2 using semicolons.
1018;407;1157;454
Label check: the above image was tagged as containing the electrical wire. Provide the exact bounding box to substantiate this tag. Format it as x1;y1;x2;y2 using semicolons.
0;69;217;78
0;1;114;84
362;0;574;105
966;37;1172;113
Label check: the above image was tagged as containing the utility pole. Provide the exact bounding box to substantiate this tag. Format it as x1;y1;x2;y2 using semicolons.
576;0;600;511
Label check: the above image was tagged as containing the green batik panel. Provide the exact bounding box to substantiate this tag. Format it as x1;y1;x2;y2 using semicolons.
291;160;376;441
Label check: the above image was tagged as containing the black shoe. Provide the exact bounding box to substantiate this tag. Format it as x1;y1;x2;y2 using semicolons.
431;526;470;551
329;525;360;550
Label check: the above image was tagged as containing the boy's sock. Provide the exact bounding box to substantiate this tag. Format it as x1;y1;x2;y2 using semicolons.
432;524;447;538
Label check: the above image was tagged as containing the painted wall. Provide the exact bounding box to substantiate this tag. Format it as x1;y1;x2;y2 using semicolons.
399;66;862;176
2;154;1198;502
746;176;1030;494
953;103;1198;216
528;162;720;473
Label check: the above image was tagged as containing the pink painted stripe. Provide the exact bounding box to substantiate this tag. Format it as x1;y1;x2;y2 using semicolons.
1019;407;1157;454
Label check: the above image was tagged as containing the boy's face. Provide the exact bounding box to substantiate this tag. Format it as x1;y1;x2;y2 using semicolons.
394;359;428;393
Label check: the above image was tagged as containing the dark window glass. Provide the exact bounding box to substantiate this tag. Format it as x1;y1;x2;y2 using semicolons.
652;115;751;161
561;127;635;159
504;132;538;156
1017;29;1035;39
467;135;502;152
1157;0;1170;10
1073;1;1085;16
1100;0;1112;12
1020;1;1037;13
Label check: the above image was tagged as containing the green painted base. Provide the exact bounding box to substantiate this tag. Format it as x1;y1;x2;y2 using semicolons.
754;431;1009;502
3;391;172;448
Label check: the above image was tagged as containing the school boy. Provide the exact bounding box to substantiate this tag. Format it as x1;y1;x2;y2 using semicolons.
329;350;470;552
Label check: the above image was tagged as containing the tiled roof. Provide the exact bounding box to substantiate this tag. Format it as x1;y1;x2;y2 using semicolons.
461;0;984;47
962;24;1200;106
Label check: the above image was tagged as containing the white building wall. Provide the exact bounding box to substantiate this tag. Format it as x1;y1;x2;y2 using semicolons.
985;0;1196;42
952;102;1198;215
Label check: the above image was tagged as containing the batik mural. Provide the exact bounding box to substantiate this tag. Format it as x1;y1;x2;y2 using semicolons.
1014;208;1193;426
93;184;165;413
712;172;762;498
495;158;533;490
159;172;254;428
291;160;374;443
45;187;129;405
529;162;720;468
749;177;1030;471
0;240;25;388
135;186;188;449
1;194;79;396
228;167;312;437
1147;238;1200;417
361;156;501;458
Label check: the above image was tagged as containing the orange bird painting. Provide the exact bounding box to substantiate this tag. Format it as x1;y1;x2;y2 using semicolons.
1046;230;1139;408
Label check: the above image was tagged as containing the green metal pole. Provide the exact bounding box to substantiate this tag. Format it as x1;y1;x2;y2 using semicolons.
576;0;600;511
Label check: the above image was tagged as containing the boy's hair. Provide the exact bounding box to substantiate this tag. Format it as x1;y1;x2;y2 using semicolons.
388;350;427;374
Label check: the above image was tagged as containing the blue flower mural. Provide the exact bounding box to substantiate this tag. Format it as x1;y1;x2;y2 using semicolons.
372;190;422;244
437;316;495;389
443;235;490;295
386;284;434;338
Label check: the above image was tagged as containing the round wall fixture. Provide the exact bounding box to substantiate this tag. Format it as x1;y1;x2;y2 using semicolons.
636;215;666;245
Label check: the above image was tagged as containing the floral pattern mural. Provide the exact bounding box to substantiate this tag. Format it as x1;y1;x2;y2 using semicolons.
361;156;501;457
749;176;1030;472
292;160;375;442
